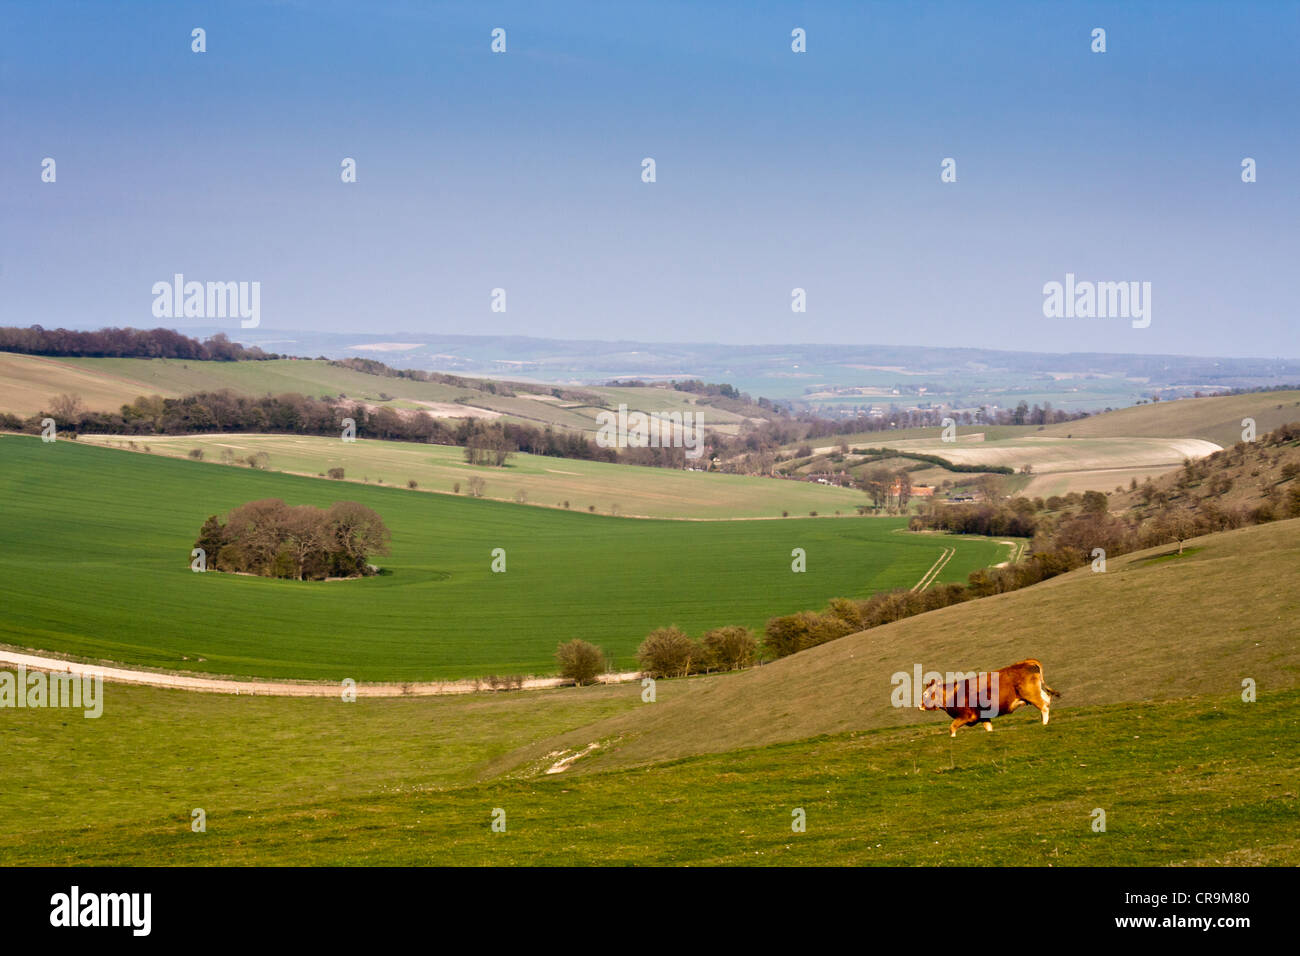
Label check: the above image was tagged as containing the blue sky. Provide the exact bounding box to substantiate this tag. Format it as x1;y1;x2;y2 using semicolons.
1;0;1296;357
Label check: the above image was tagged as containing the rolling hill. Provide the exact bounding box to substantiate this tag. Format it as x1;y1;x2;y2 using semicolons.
1039;390;1300;446
780;394;1300;499
1;518;1294;865
494;518;1300;774
0;434;1008;680
0;352;762;436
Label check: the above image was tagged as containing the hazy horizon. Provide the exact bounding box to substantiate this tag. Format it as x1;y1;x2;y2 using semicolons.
3;1;1297;359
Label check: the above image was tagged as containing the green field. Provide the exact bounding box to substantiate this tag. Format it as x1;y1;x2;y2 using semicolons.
2;519;1295;865
0;434;1007;680
78;432;870;520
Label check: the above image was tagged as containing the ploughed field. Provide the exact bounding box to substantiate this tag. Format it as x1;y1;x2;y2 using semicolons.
0;435;1006;680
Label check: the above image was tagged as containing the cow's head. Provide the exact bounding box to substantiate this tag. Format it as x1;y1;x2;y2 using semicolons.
919;678;943;711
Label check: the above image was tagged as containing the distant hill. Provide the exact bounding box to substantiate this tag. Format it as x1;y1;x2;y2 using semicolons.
1040;390;1300;446
41;323;1300;411
0;352;767;437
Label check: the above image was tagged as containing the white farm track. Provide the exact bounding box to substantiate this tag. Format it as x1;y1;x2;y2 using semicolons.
0;645;641;698
912;547;955;591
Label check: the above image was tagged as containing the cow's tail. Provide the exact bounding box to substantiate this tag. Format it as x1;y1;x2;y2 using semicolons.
1023;660;1062;698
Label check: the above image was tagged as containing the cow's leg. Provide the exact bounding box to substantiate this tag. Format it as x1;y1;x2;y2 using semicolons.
948;716;967;737
983;720;993;732
1022;689;1050;725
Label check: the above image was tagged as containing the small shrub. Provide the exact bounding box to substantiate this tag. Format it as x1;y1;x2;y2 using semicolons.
327;467;345;480
555;639;604;686
187;448;204;460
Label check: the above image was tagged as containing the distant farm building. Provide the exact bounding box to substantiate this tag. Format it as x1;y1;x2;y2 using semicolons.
891;481;934;497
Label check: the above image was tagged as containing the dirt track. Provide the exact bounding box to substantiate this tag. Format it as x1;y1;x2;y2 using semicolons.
0;646;640;698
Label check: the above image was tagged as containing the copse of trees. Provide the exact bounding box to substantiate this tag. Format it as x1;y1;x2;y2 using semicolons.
909;501;1038;538
194;499;390;580
0;326;278;361
635;625;758;677
463;422;515;466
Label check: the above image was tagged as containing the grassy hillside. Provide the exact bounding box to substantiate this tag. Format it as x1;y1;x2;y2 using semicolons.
1;519;1294;865
0;677;663;859
1111;421;1300;514
0;353;449;412
77;432;869;520
0;352;758;435
0;434;1006;680
2;688;1294;865
1040;390;1300;446
500;518;1300;773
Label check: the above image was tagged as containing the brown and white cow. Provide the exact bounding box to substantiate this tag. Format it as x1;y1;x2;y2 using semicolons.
918;659;1061;737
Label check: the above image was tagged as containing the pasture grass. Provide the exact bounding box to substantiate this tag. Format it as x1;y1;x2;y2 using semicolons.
1;688;1293;865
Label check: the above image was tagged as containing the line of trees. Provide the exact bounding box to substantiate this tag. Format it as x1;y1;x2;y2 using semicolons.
851;447;1015;474
194;499;390;580
0;326;280;361
635;625;759;677
552;626;759;685
6;390;621;465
